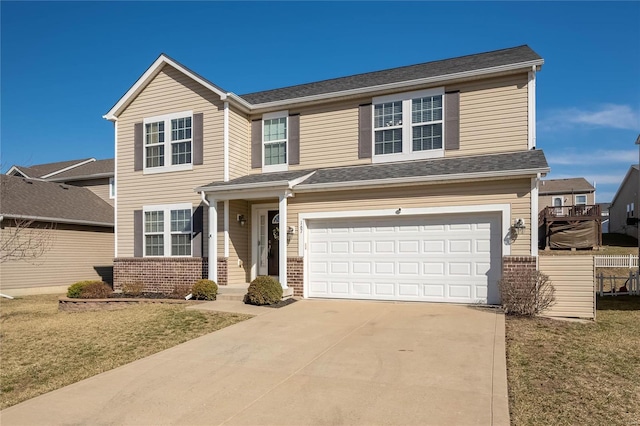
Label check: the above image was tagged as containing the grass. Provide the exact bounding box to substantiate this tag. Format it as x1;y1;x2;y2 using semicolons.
540;232;638;256
0;294;251;409
505;296;640;425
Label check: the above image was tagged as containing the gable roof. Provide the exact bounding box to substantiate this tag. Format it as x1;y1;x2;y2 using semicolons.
539;178;595;195
198;150;549;195
0;175;113;227
7;158;94;179
240;45;542;104
610;164;639;206
105;45;543;119
46;159;114;181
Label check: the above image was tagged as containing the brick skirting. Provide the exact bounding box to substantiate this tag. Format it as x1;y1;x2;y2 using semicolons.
217;257;228;286
287;257;304;297
113;257;209;294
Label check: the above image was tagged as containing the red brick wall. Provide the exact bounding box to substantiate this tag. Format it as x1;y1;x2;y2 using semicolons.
501;256;537;293
287;257;304;297
114;258;209;294
217;257;228;286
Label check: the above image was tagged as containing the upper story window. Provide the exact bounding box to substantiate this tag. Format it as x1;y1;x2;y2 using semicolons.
143;111;193;174
575;195;587;205
143;203;192;257
372;88;444;163
262;111;288;172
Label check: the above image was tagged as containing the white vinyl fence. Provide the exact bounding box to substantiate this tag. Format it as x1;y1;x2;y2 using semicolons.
594;255;638;268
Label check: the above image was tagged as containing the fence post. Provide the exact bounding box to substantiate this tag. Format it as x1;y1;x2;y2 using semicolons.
630;254;634;269
599;272;603;297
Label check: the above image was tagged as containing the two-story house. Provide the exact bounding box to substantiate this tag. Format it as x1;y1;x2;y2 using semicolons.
538;178;595;213
104;45;549;305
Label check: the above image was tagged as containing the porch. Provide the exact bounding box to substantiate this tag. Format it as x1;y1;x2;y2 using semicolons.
539;204;602;250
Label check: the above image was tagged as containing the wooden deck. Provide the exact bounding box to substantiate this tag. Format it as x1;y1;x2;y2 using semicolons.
539;204;602;249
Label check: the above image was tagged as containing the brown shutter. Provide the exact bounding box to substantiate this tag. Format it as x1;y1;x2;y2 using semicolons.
134;123;143;171
193;113;204;165
134;210;143;257
192;205;203;257
251;119;262;169
444;91;460;150
358;104;372;159
288;114;300;165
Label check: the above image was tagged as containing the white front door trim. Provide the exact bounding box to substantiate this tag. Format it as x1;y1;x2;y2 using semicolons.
251;203;278;282
299;204;512;299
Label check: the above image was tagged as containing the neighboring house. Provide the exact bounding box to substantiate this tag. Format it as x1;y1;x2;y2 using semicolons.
0;175;114;296
598;203;610;233
103;45;549;305
538;178;595;213
6;158;115;206
609;164;639;239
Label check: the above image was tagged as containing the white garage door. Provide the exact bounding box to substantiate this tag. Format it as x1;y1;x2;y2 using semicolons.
307;213;502;304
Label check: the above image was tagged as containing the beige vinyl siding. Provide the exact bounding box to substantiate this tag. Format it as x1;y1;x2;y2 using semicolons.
66;178;113;206
116;64;225;258
287;178;532;256
447;73;529;156
228;106;249;180
538;256;595;319
0;223;114;295
227;200;250;283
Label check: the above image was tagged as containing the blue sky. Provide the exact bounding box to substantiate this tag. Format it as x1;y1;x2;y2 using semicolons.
1;1;639;202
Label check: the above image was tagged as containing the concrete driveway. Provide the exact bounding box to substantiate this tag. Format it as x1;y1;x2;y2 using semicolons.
1;300;509;425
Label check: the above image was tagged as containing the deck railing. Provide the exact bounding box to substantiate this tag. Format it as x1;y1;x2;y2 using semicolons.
539;204;601;221
594;254;639;268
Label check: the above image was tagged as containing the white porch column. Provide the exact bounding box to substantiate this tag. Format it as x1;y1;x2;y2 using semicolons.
279;194;288;289
208;198;218;282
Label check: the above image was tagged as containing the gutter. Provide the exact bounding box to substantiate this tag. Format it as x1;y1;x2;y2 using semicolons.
196;171;316;194
47;172;114;182
0;214;113;228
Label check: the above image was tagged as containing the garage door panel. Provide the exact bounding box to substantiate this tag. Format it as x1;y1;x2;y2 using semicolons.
307;213;501;304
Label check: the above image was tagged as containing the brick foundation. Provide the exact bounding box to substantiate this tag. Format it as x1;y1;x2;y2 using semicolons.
501;255;537;290
217;257;228;286
114;257;208;294
287;257;304;297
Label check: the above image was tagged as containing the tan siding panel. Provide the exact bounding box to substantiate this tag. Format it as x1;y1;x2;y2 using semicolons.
539;256;595;319
229;106;249;180
288;179;532;256
116;64;225;257
66;178;113;206
0;224;114;293
227;200;250;284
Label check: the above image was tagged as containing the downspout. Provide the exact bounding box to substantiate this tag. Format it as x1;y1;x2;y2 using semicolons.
528;65;537;150
531;173;540;258
223;102;230;269
113;119;118;258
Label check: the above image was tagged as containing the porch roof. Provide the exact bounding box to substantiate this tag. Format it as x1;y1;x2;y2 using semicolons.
196;150;549;197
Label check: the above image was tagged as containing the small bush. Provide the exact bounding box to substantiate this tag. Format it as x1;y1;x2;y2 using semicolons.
499;270;555;316
172;283;193;299
191;279;217;300
67;280;102;298
79;281;113;299
122;281;145;297
245;276;283;306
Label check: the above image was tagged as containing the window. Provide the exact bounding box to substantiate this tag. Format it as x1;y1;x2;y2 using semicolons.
262;111;288;172
143;111;193;173
575;195;587;205
143;204;192;257
373;88;444;163
109;177;116;199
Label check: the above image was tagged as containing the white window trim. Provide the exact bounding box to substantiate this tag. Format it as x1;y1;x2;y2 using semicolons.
143;110;193;175
109;177;116;199
372;87;445;164
575;195;587;205
262;110;289;173
143;203;193;257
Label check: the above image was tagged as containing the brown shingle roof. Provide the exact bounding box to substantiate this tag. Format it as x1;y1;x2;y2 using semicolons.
0;175;113;226
10;158;94;179
48;159;114;181
539;178;594;195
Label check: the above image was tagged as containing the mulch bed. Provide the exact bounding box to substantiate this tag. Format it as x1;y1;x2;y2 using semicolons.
262;298;298;309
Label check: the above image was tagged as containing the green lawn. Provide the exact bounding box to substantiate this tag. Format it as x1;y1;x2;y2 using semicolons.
506;296;640;425
0;294;251;409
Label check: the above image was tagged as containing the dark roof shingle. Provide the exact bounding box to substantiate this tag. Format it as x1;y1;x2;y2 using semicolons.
11;158;94;179
1;175;114;226
240;45;542;104
539;178;594;194
49;159;114;180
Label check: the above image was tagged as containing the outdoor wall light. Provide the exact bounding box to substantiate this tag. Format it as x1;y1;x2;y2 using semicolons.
237;214;247;227
512;218;526;234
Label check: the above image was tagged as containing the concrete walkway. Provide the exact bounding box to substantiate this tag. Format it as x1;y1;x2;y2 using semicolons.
1;300;510;425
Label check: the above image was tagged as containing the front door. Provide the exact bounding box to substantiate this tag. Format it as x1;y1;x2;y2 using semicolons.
267;211;280;276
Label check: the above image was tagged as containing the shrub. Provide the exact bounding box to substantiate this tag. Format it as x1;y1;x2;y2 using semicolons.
172;283;193;299
191;279;217;300
498;270;555;316
245;276;283;306
122;281;145;297
67;280;101;298
79;281;112;299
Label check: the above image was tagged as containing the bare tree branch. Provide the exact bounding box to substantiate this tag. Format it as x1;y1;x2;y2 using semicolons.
1;218;56;264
